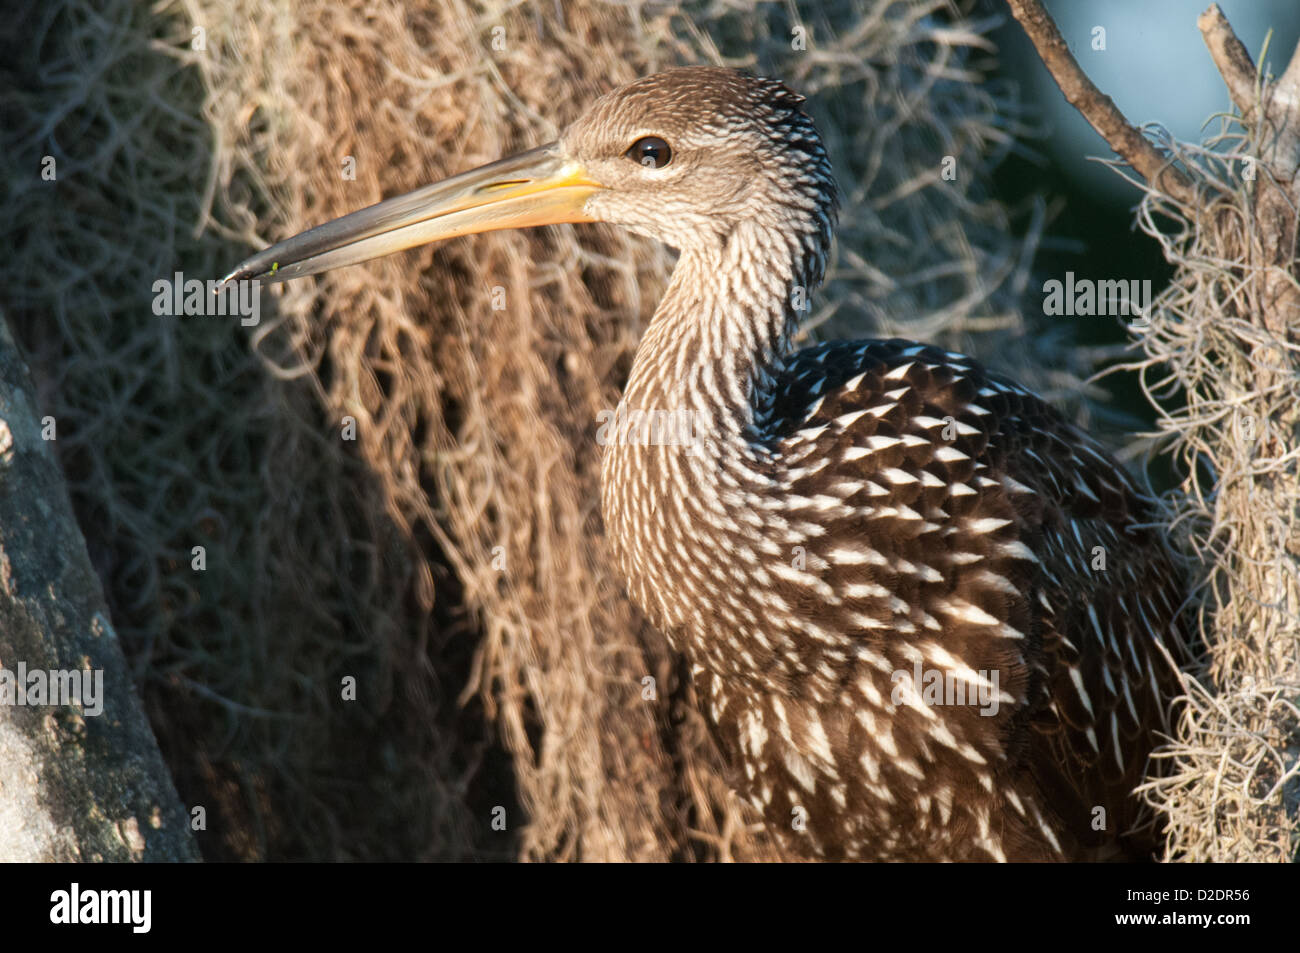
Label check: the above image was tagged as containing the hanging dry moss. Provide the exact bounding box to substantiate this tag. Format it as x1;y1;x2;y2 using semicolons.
1126;93;1300;864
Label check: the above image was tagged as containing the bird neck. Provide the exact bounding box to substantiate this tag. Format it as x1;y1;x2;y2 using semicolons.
622;222;818;438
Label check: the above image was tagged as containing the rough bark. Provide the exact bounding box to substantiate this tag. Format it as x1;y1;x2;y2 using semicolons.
0;314;198;862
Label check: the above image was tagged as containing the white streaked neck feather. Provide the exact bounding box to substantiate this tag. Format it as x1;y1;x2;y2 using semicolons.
620;221;813;441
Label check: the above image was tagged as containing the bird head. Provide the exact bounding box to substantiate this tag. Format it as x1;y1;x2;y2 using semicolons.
223;66;837;285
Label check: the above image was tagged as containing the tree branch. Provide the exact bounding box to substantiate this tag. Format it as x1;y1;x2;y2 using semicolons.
1198;4;1259;118
1004;0;1197;206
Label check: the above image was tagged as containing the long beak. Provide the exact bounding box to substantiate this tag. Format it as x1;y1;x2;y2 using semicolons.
221;143;602;284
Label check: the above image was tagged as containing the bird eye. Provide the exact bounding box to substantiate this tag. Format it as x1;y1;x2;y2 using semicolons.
626;136;672;169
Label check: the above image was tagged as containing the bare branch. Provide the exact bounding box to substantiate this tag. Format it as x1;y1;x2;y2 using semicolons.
1004;0;1197;206
1198;4;1259;118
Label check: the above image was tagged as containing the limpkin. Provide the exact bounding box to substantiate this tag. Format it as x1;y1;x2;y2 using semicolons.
225;67;1189;861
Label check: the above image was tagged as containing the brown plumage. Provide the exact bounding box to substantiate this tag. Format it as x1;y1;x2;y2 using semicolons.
226;66;1190;861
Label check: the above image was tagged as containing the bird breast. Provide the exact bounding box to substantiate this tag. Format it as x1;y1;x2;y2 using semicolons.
599;335;1183;860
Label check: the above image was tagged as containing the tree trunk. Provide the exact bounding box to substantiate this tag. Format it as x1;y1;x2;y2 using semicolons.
0;314;197;862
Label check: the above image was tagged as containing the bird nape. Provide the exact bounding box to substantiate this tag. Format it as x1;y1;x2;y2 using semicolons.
224;66;1190;862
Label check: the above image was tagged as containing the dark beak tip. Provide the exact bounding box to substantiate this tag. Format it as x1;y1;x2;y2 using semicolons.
219;260;277;286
